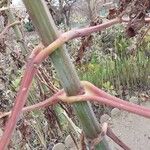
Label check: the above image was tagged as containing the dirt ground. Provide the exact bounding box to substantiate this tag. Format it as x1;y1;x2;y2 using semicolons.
108;101;150;150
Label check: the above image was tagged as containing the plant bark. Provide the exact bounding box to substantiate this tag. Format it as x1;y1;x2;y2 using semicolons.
23;0;110;149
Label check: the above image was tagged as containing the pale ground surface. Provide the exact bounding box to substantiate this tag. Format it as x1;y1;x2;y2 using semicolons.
53;101;150;150
108;101;150;150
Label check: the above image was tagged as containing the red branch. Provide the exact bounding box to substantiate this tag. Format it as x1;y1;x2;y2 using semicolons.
33;18;121;64
0;45;42;150
1;16;150;149
86;96;150;118
107;127;130;150
1;81;150;149
83;81;150;117
60;81;150;118
0;90;63;119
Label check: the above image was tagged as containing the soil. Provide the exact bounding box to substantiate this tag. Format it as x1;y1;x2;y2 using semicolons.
108;101;150;150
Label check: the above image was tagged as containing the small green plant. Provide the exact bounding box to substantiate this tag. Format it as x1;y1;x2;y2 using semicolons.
79;25;149;94
24;21;35;32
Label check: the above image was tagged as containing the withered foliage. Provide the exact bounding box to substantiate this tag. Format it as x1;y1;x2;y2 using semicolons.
125;0;150;37
107;0;150;37
76;16;102;64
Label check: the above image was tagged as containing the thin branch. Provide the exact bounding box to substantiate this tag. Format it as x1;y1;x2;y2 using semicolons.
59;81;150;118
1;16;150;149
107;127;130;150
33;17;150;65
122;17;150;23
0;45;43;150
82;81;150;113
0;90;63;119
60;95;150;118
0;21;21;38
33;18;121;64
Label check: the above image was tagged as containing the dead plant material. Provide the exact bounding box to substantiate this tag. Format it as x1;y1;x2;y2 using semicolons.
0;21;21;38
125;0;150;37
75;16;102;64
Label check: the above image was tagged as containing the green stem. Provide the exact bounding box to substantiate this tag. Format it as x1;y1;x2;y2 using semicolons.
23;0;111;149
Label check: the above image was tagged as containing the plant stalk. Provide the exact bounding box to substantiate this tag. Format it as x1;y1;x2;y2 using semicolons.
23;0;110;149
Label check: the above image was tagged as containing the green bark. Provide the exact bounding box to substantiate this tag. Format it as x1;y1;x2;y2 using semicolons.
23;0;111;149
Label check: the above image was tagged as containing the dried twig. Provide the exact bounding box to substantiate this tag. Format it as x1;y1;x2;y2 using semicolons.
0;21;21;38
0;90;63;119
1;16;150;149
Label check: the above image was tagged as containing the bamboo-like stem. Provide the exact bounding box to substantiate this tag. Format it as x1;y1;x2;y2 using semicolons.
0;13;120;150
23;0;110;149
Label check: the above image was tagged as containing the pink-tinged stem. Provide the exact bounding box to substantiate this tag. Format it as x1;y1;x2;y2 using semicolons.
0;46;42;150
82;81;149;113
107;127;130;150
122;17;150;23
0;65;36;150
76;95;150;118
33;18;120;64
0;90;64;119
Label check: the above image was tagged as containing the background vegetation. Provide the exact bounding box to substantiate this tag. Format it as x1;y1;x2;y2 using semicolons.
0;0;149;149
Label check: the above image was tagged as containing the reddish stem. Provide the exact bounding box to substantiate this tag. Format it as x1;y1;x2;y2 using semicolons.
0;65;36;150
0;46;42;150
0;90;63;119
21;90;63;112
78;95;150;118
33;18;120;64
107;127;130;150
84;81;150;114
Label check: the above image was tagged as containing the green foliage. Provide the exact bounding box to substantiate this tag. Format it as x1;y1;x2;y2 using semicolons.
79;25;150;95
24;21;35;32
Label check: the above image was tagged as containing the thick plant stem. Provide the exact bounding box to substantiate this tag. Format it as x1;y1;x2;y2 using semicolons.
23;0;110;149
